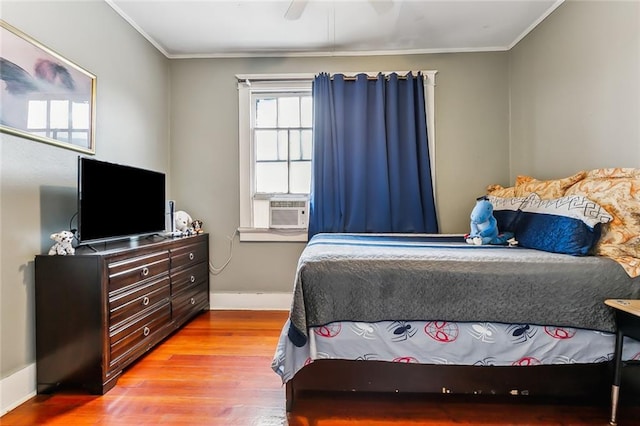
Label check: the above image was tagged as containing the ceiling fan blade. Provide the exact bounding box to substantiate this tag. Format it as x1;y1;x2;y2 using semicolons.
284;0;308;20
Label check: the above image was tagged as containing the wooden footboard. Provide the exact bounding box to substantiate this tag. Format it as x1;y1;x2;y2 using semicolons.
285;359;640;412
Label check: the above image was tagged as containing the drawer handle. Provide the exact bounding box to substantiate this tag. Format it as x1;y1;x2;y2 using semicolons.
190;275;196;283
142;296;150;306
189;252;195;261
143;326;150;337
190;297;196;305
141;267;150;277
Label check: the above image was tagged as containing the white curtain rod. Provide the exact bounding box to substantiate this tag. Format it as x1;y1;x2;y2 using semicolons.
236;70;437;83
328;72;422;81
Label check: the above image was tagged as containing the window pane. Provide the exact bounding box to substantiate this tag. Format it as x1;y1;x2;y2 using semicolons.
256;162;288;193
27;100;47;129
72;102;89;129
301;130;312;160
301;96;312;127
256;98;277;128
290;161;311;194
252;89;312;200
277;130;288;161
278;97;299;127
50;100;69;129
255;130;279;161
289;130;301;160
72;131;89;147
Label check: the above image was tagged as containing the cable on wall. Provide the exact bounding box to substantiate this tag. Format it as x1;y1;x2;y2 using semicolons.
209;229;239;275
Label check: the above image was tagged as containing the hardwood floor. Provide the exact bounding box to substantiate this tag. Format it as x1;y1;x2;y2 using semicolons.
2;310;639;425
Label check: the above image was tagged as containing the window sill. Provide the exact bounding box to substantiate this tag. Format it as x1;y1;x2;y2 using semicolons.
238;227;308;242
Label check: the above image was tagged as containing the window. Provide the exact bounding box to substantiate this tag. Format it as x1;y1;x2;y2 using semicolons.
237;71;437;242
237;76;313;241
254;94;313;194
27;98;90;144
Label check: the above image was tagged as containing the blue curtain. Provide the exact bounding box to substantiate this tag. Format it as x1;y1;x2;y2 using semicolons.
308;72;438;237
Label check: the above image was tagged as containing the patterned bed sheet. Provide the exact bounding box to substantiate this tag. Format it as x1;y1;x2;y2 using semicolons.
272;319;640;383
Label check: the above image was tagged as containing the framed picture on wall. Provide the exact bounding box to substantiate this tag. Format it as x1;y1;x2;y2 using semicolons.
0;20;96;154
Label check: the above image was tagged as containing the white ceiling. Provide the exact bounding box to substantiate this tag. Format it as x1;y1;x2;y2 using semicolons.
106;0;564;59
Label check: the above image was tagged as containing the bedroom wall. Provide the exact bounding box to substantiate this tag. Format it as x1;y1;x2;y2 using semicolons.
169;52;510;295
0;0;170;412
509;0;640;181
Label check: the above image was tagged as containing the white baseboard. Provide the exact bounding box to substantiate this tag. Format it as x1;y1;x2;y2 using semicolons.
209;292;291;310
0;363;36;417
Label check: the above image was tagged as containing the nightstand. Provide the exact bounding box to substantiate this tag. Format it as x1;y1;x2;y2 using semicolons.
604;299;640;426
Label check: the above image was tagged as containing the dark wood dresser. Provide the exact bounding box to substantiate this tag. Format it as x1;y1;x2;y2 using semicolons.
34;233;209;395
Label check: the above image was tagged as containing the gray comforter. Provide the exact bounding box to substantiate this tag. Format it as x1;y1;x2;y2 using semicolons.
287;234;640;347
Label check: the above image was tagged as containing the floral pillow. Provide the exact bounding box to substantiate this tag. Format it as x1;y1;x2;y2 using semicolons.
564;168;640;277
486;171;586;201
513;171;587;198
486;184;516;198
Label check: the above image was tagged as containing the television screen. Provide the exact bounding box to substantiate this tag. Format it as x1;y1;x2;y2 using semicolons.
78;157;166;243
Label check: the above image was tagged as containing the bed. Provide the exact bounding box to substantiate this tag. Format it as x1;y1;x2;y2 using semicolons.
271;168;640;410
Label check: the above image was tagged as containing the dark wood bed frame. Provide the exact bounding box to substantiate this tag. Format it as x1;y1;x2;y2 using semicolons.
285;359;640;411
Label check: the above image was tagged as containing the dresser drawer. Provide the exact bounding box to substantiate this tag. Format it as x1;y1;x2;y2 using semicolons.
109;276;170;329
171;262;208;296
170;240;208;270
109;301;171;367
108;251;170;293
172;282;208;325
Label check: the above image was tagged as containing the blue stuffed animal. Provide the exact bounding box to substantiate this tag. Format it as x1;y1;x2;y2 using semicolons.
465;197;514;245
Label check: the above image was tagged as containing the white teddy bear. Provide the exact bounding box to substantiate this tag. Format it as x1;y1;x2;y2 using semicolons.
174;210;193;234
48;230;75;255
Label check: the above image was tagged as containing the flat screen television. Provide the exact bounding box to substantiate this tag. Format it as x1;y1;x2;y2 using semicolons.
77;157;166;244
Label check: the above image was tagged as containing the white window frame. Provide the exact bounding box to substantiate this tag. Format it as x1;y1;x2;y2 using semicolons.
237;71;437;242
237;75;312;242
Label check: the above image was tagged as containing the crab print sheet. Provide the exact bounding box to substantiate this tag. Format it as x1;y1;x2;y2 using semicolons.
272;319;640;383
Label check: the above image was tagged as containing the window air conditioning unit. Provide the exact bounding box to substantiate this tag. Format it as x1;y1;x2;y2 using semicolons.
269;198;308;229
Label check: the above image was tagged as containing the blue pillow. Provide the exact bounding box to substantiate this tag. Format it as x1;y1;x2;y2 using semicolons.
488;195;527;233
514;194;612;256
